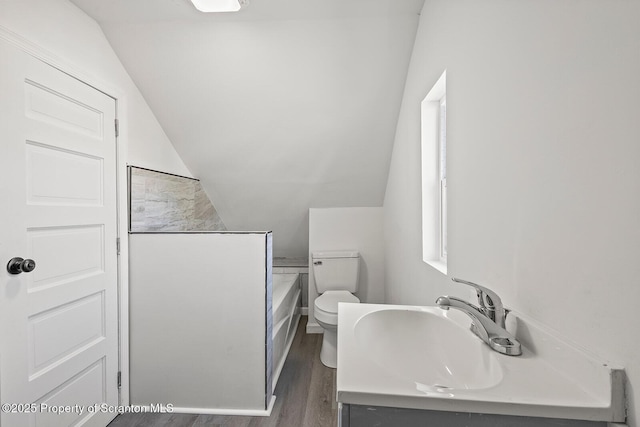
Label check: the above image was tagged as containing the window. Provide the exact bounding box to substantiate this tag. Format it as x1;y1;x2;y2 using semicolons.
421;70;447;274
439;95;447;260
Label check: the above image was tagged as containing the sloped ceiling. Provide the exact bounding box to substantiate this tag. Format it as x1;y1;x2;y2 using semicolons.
70;0;424;257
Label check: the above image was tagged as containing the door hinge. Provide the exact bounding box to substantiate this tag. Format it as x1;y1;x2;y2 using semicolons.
116;237;121;255
114;118;120;138
117;371;122;389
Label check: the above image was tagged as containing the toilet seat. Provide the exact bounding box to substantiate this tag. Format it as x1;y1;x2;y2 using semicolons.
314;291;360;326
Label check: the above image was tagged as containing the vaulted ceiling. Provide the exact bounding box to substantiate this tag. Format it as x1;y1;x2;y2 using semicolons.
70;0;424;256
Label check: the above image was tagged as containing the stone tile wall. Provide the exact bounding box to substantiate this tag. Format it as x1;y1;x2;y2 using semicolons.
129;166;227;232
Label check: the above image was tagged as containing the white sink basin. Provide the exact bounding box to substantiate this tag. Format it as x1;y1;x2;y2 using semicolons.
354;308;502;390
338;303;626;423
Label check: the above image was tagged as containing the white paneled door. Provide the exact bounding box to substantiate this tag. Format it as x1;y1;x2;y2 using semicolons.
0;41;119;426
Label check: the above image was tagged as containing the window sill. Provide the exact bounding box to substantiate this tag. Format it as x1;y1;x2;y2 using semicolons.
425;259;447;275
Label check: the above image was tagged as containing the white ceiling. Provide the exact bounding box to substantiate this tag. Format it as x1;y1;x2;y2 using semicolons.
71;0;424;257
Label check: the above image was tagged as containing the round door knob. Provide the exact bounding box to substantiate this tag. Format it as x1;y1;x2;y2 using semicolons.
6;257;37;275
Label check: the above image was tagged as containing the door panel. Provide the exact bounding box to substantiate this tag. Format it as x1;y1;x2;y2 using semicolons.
28;292;105;377
27;225;105;292
25;142;104;206
32;359;106;427
0;40;119;427
24;80;105;140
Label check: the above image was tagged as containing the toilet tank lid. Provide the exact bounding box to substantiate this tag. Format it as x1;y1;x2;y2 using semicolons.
312;250;359;259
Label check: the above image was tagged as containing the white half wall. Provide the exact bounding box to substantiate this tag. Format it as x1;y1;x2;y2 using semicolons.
0;0;190;177
384;0;640;425
307;207;384;333
129;232;272;412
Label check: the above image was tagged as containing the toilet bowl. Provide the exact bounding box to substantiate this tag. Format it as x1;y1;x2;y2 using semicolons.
311;250;360;368
314;291;360;368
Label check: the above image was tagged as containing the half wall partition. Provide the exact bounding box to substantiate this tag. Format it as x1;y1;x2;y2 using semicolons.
129;231;274;415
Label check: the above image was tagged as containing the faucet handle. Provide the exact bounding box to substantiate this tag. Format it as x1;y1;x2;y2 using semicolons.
451;278;505;327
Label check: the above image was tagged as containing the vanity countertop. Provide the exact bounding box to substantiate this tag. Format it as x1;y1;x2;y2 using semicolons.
337;303;625;423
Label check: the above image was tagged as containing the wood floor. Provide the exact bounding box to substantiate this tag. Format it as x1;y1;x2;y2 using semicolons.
108;317;337;427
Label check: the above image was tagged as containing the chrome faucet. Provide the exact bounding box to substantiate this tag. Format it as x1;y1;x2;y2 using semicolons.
451;277;507;328
436;278;522;356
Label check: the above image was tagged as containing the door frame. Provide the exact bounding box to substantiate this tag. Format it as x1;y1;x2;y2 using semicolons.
0;25;131;406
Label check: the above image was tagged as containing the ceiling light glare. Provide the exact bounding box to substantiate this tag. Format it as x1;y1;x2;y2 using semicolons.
190;0;248;13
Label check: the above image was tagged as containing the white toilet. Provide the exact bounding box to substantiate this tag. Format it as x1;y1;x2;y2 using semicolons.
312;250;360;368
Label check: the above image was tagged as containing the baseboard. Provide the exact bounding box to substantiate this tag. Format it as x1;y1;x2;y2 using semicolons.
300;307;308;316
306;321;323;334
159;396;276;417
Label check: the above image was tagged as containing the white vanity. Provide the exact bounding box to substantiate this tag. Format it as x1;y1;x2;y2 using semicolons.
336;303;626;427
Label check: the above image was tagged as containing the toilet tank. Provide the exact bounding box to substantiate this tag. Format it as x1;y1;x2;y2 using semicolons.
312;250;360;293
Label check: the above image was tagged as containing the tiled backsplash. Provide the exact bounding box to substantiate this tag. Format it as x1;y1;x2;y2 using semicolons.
129;166;227;232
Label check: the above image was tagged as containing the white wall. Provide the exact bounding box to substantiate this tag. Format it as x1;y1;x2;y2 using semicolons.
0;0;190;177
93;7;422;258
384;0;640;425
307;208;384;333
